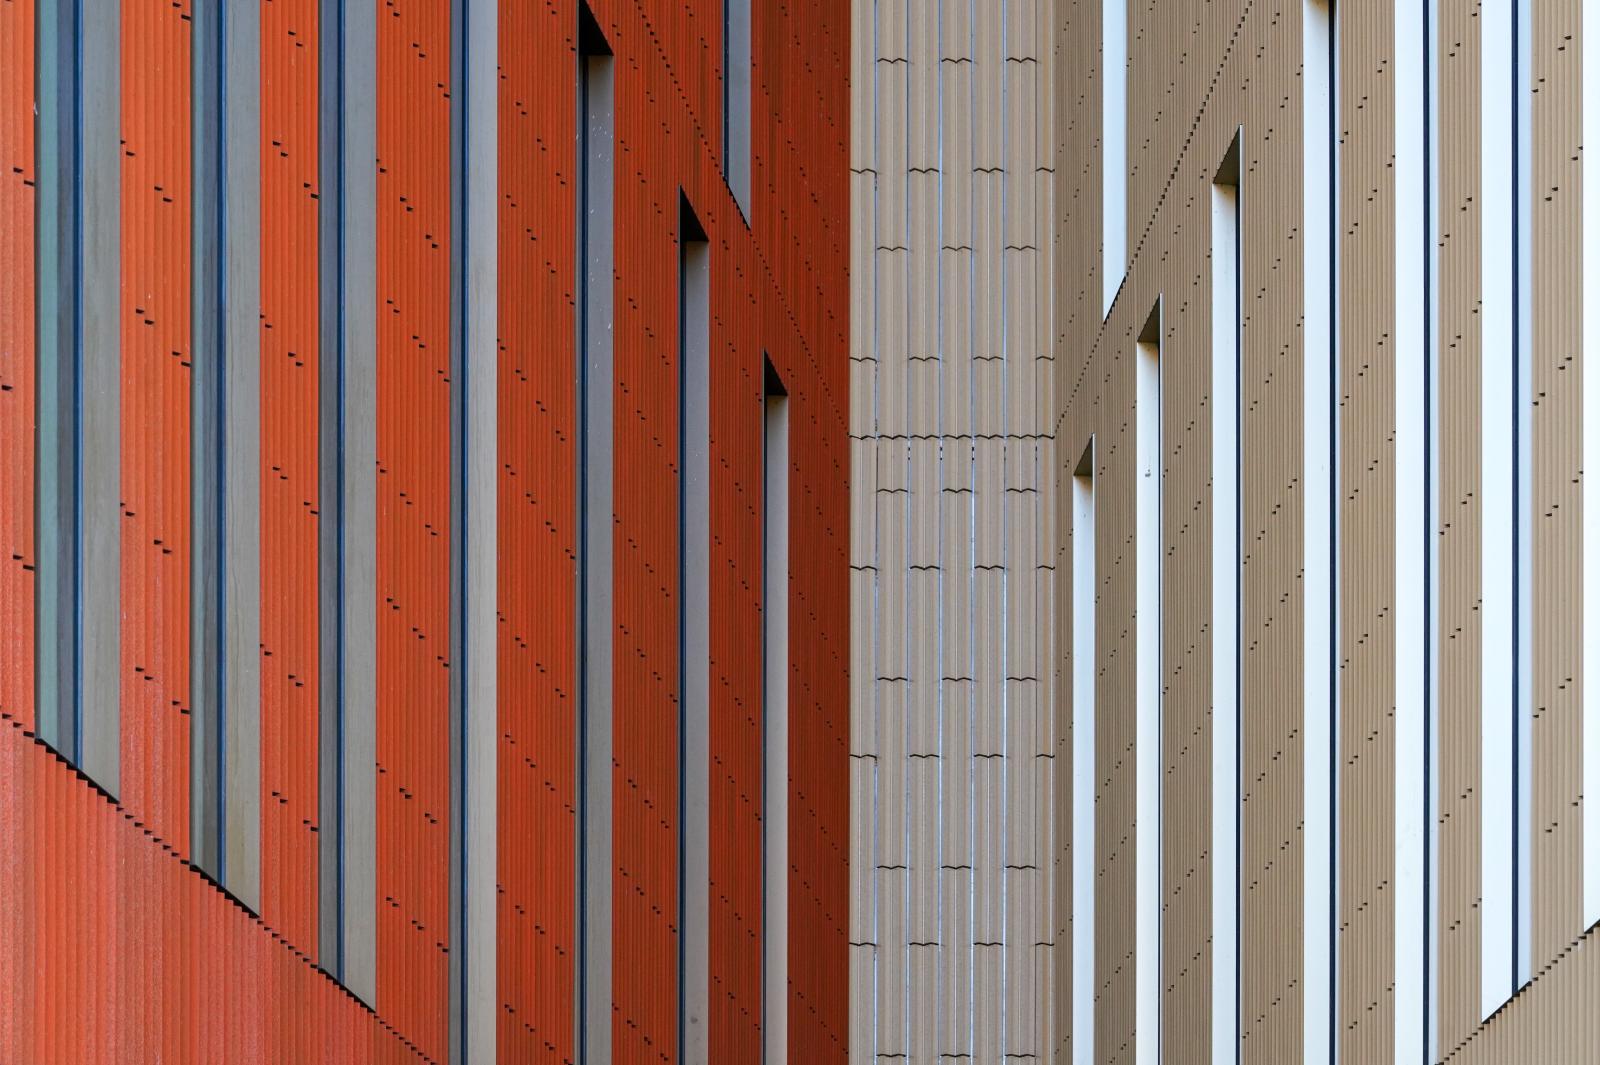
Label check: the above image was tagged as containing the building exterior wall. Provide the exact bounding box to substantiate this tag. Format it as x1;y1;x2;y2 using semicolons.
0;2;847;1062
849;0;1057;1059
1051;1;1600;1063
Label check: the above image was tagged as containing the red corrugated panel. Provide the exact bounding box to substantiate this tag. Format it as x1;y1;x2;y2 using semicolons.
496;0;578;1060
260;0;321;961
0;722;431;1065
121;0;192;854
377;2;454;1056
0;0;34;737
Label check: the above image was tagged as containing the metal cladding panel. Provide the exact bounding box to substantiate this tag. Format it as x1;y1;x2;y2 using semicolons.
1528;0;1584;980
376;1;454;1057
120;0;193;854
260;0;321;959
0;0;32;734
495;1;577;1060
852;0;1055;1057
0;722;431;1065
1434;0;1486;1053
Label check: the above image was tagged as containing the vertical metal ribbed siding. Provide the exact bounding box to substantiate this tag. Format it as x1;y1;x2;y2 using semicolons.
376;1;454;1057
852;0;1056;1058
0;0;33;737
260;0;321;959
120;0;192;854
495;0;578;1059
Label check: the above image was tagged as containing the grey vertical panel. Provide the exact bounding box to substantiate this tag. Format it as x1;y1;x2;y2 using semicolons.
77;0;120;795
224;0;263;914
34;0;81;764
578;8;615;1058
763;369;790;1065
317;0;378;1006
680;207;712;1065
449;0;467;1053
458;0;498;1059
341;0;380;1000
725;0;751;216
191;0;262;914
192;0;224;880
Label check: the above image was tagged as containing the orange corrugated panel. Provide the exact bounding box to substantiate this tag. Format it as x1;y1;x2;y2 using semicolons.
376;1;453;1056
120;0;193;855
496;0;578;1060
260;0;321;961
0;0;34;735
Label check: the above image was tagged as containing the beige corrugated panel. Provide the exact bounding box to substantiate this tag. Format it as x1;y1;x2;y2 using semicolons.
850;0;1057;1059
1530;0;1584;981
1434;0;1485;1054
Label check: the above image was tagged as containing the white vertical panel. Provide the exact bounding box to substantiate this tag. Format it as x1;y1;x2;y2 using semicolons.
1302;5;1336;1061
1393;0;1429;1060
1481;0;1517;1021
764;388;791;1065
1583;0;1600;936
1211;168;1240;1065
1135;320;1161;1065
1071;448;1095;1065
1102;0;1126;314
1513;0;1535;993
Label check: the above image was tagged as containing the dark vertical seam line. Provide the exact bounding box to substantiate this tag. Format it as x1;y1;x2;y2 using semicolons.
1509;0;1522;998
575;41;589;1065
334;0;348;975
1327;4;1339;1056
216;0;232;890
71;0;84;765
449;0;470;1059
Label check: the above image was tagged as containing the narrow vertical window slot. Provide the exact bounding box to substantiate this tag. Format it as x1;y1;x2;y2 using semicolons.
1211;134;1242;1065
724;0;751;217
762;358;789;1065
316;0;378;1004
191;0;264;915
1480;0;1536;1015
1393;0;1432;1056
679;197;712;1065
577;5;615;1059
1070;441;1097;1065
1302;3;1337;1060
1102;0;1127;315
34;0;120;794
1135;301;1161;1065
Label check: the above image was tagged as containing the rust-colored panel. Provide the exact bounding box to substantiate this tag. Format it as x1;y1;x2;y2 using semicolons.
495;0;577;1059
376;1;453;1056
0;0;34;735
0;721;431;1065
120;0;193;855
260;0;321;960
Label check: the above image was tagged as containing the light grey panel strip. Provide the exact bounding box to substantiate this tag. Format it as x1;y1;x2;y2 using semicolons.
342;0;380;1006
680;216;711;1065
192;0;224;880
449;0;467;1050
314;0;380;1006
724;0;751;217
191;0;262;912
579;14;615;1060
316;0;342;973
34;0;81;763
77;0;121;796
223;0;263;914
762;371;790;1065
463;2;499;1056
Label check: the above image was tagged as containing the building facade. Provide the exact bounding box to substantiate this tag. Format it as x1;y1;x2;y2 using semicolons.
0;1;847;1062
1055;0;1600;1060
853;0;1600;1062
